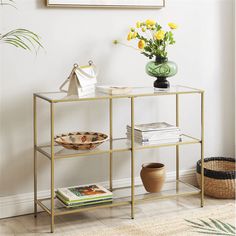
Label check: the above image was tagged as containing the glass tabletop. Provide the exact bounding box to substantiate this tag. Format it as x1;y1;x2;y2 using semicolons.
34;85;203;103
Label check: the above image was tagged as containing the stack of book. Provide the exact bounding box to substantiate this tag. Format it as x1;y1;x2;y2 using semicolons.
56;184;113;208
126;122;182;145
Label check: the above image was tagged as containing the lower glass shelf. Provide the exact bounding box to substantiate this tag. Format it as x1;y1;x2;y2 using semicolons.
37;180;200;216
36;135;201;160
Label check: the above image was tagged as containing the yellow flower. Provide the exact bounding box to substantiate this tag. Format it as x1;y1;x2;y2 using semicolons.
130;27;135;32
146;19;156;26
132;32;137;39
154;30;165;40
138;40;145;49
141;27;146;32
127;32;132;41
168;22;178;29
136;21;141;28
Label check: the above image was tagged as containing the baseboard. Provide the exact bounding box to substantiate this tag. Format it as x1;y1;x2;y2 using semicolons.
0;169;196;219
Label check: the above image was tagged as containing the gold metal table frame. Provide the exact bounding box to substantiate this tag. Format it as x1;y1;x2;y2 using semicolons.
33;85;205;233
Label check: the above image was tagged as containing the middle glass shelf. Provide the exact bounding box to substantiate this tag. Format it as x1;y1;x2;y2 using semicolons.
36;134;201;160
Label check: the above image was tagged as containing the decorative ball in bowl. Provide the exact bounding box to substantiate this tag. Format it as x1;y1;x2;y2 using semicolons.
55;132;108;150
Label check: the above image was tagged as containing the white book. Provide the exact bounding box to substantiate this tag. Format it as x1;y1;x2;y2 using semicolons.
96;85;132;95
126;122;179;132
126;133;181;142
126;128;181;139
127;137;181;145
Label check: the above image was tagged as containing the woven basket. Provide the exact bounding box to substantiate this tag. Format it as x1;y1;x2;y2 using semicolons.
196;157;235;199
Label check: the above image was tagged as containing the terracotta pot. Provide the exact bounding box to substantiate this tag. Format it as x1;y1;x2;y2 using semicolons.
140;163;165;193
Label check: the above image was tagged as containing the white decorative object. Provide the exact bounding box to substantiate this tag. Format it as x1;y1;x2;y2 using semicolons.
60;61;97;97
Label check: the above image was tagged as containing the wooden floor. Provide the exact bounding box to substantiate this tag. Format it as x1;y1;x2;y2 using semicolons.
0;195;234;235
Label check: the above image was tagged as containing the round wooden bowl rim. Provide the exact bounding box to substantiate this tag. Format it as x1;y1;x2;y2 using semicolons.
55;132;108;145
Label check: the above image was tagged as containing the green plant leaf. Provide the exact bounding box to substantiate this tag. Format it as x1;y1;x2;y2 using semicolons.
0;0;16;8
199;219;213;228
194;231;234;235
185;218;236;236
0;28;43;53
4;38;29;50
210;218;228;233
190;225;218;232
215;220;236;234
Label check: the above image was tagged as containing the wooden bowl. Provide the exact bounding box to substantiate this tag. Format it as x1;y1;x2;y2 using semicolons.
55;132;108;150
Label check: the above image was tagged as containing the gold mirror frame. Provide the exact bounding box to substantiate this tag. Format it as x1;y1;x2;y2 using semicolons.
46;0;165;8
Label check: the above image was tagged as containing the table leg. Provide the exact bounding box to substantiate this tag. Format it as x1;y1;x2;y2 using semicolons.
131;97;135;219
109;98;113;192
50;102;55;233
33;95;37;218
201;92;205;207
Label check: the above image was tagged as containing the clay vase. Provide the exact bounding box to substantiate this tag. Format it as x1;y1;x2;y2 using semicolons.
140;163;165;193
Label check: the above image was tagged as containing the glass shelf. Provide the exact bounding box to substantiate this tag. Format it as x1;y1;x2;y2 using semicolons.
34;85;203;103
36;134;201;160
37;180;200;216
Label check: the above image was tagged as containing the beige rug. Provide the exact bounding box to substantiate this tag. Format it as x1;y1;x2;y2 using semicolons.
79;204;235;236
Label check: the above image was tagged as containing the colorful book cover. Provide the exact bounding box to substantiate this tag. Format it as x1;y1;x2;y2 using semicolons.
56;191;112;204
57;184;113;201
56;193;112;208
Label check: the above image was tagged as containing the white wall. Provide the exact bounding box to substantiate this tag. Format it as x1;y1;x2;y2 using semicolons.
0;0;234;199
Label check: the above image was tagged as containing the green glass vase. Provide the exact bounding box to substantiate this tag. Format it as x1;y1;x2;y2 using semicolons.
145;57;178;89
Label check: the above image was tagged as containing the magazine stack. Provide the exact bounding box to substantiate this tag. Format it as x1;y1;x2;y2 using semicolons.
56;184;113;208
126;122;182;145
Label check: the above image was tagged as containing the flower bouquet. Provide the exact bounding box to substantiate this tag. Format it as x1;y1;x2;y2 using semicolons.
114;20;178;89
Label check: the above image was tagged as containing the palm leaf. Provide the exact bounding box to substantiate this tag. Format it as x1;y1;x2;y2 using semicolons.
4;38;29;50
0;28;43;53
215;220;236;234
194;231;234;235
199;219;213;228
185;219;204;227
185;218;235;236
0;0;16;8
210;218;228;233
189;225;219;232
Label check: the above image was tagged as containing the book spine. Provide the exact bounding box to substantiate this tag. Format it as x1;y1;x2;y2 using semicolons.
126;137;181;144
127;127;180;133
126;133;181;141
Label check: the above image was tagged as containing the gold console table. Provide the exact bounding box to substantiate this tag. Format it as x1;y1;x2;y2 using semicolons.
33;85;205;233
